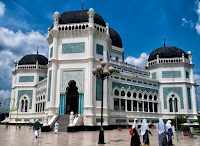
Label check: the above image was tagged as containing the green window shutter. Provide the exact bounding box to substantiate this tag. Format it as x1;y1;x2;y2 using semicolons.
96;77;102;101
96;44;103;55
48;70;52;101
50;47;53;58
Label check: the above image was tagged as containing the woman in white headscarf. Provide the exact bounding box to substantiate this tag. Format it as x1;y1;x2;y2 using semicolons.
166;120;173;146
156;118;167;146
130;119;141;146
132;119;138;132
54;121;59;134
140;119;152;146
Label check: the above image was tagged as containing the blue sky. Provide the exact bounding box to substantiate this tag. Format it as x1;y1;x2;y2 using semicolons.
0;0;200;110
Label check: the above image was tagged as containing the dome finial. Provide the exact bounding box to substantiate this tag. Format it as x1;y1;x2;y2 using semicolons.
81;1;84;11
164;38;166;47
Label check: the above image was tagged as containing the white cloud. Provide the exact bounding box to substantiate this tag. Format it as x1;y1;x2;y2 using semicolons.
182;18;188;26
0;27;48;91
194;74;200;85
0;1;5;16
195;0;200;35
124;52;149;68
0;90;11;98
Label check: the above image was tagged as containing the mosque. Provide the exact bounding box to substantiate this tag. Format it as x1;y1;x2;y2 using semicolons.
7;8;198;131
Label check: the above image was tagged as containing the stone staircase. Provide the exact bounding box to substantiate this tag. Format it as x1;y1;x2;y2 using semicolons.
53;114;70;132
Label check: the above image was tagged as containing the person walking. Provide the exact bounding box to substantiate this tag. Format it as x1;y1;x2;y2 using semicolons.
156;118;167;146
130;119;141;146
140;119;152;146
166;120;173;146
33;119;40;138
54;121;59;134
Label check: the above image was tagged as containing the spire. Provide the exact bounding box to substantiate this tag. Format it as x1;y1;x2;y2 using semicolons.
164;38;166;47
81;1;84;11
37;47;39;55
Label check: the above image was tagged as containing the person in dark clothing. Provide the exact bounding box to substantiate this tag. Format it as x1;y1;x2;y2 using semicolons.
140;119;152;146
33;119;40;138
130;119;141;146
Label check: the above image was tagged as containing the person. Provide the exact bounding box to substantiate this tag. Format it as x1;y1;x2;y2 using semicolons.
54;121;59;134
140;119;152;146
166;120;173;146
130;119;141;146
156;118;167;146
33;119;40;138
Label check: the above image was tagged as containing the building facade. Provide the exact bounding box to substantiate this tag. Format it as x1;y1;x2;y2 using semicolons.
8;8;198;127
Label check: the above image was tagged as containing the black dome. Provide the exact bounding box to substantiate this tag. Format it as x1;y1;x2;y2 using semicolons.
148;46;188;61
109;28;123;48
19;54;48;65
59;10;106;27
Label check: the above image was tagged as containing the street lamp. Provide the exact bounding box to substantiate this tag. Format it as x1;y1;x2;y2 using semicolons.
92;61;114;144
171;94;178;141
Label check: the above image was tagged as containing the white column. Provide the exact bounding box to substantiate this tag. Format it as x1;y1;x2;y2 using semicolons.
142;102;144;112
153;103;154;113
50;30;59;108
131;100;133;111
125;99;127;111
137;101;139;112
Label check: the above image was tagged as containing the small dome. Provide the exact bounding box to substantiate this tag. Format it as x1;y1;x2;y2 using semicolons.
109;28;123;48
19;54;48;65
148;46;188;61
59;10;106;27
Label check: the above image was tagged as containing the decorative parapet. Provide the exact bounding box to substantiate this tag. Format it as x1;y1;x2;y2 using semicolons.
15;64;47;70
146;57;190;67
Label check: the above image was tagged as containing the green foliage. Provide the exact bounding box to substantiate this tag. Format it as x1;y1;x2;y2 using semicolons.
196;116;200;124
180;125;190;131
172;114;188;126
4;122;9;125
197;130;200;133
163;119;168;123
116;120;122;125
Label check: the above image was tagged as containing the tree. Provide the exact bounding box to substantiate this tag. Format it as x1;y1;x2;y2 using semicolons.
172;114;188;128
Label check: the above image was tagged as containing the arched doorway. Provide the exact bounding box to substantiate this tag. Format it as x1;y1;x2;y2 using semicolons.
65;80;79;114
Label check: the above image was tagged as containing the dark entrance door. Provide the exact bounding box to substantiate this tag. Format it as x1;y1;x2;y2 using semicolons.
65;80;79;114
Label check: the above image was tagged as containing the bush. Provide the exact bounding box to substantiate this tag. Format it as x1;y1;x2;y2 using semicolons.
180;125;190;131
4;122;9;125
197;130;200;133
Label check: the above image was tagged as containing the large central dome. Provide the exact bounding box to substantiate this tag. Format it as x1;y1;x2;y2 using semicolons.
148;46;188;61
59;10;106;27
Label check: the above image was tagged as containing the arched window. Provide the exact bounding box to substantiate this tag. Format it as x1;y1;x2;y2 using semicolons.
169;98;173;112
169;98;178;112
133;92;137;98
21;97;28;112
121;91;125;96
127;91;131;97
154;95;157;100
139;93;142;98
149;95;152;100
114;89;119;96
144;94;147;99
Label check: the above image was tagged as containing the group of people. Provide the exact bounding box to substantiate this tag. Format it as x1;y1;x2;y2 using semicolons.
130;118;173;146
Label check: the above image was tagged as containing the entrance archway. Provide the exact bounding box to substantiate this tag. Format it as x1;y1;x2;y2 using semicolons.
65;80;79;114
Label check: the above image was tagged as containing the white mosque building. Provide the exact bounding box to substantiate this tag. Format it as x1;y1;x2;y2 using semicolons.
7;8;198;131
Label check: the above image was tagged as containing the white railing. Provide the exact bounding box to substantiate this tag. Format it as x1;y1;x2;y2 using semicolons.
16;64;47;70
147;57;190;67
57;22;107;34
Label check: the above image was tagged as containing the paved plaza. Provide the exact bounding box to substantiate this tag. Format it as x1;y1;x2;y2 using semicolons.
0;125;199;146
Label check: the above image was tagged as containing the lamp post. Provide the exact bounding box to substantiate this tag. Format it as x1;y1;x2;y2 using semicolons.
172;94;178;141
92;61;114;144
